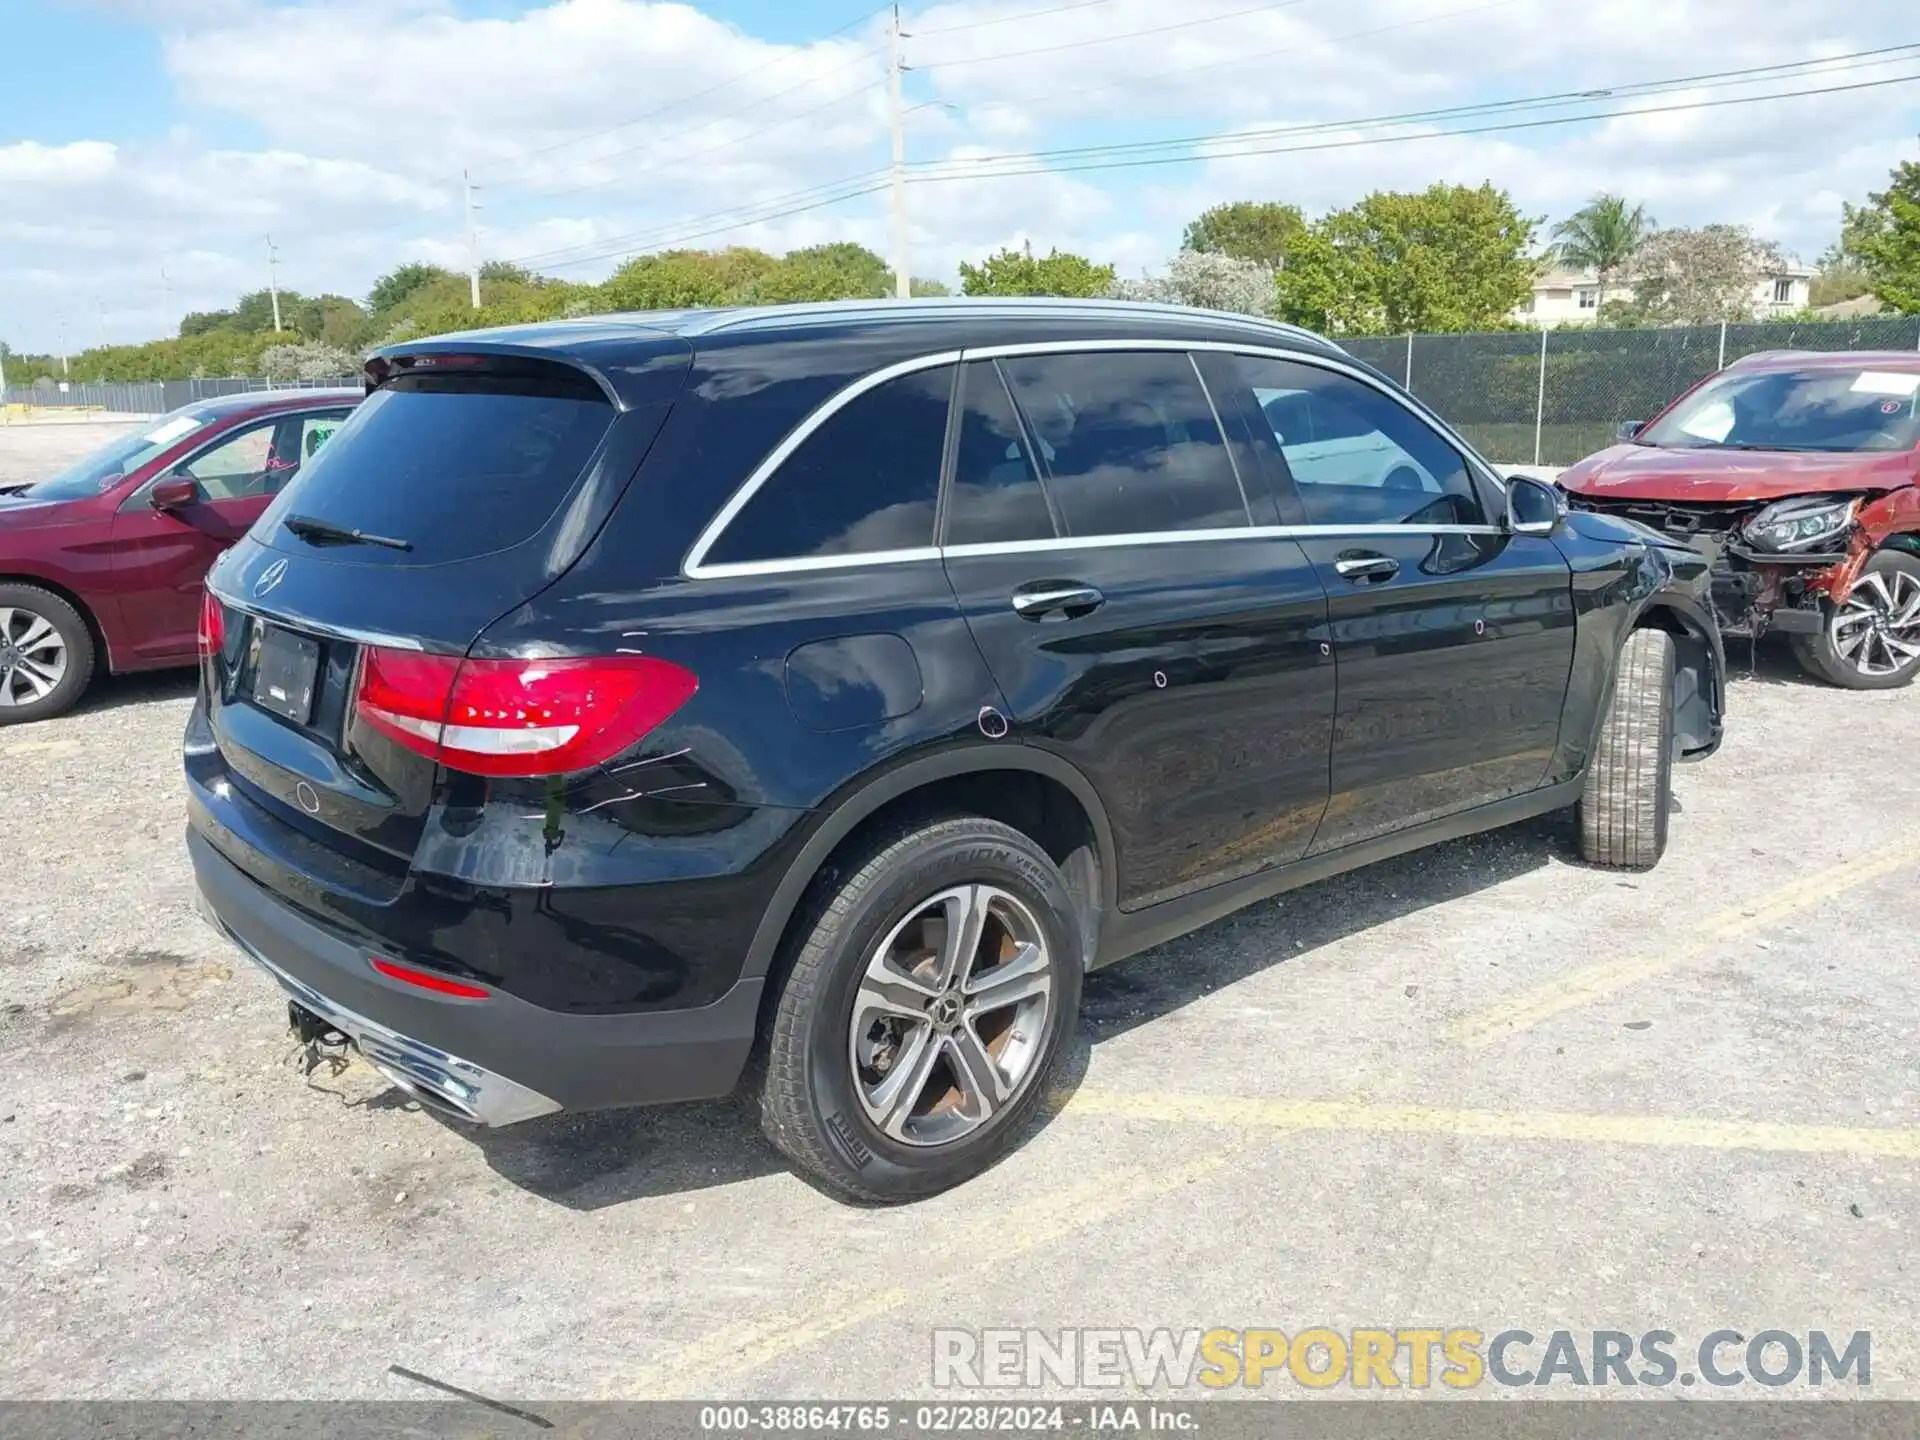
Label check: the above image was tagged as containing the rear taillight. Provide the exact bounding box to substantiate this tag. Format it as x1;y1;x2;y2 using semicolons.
355;648;697;778
369;957;490;999
198;590;225;658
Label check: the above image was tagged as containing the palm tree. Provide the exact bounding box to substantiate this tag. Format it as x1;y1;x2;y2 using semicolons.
1551;195;1655;309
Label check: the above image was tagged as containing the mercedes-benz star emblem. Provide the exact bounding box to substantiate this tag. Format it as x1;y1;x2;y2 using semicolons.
254;559;289;599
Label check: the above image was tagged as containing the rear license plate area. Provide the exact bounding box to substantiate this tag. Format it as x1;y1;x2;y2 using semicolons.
252;626;321;725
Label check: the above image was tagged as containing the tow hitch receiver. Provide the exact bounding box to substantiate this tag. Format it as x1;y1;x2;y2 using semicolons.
289;1000;352;1076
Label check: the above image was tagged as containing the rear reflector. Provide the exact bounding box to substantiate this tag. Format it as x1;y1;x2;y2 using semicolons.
356;648;697;778
198;589;225;658
369;957;491;999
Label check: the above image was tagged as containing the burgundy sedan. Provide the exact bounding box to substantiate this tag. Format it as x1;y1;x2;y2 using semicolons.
0;388;361;723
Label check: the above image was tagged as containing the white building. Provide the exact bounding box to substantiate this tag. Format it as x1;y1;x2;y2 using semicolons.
1511;260;1815;326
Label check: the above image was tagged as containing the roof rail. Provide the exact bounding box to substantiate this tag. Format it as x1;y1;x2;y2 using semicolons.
680;296;1344;351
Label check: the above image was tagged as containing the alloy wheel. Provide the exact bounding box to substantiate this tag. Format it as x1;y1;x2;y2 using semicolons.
0;606;69;709
1831;568;1920;678
848;883;1055;1148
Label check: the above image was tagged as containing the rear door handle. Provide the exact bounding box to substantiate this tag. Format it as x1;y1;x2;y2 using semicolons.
1333;553;1400;583
1011;582;1105;621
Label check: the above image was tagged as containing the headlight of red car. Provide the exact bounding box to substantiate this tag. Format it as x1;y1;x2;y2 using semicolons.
1741;496;1860;552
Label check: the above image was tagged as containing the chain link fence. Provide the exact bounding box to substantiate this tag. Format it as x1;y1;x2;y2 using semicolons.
1343;316;1920;467
2;375;360;417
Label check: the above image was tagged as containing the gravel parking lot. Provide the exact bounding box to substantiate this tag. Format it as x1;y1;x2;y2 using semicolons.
2;423;1917;1403
0;418;143;487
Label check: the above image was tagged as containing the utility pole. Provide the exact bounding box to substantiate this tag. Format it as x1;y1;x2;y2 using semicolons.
465;170;483;309
888;6;910;300
161;265;174;334
265;234;283;332
57;312;68;377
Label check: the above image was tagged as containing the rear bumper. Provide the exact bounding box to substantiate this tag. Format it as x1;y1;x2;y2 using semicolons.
190;828;763;1121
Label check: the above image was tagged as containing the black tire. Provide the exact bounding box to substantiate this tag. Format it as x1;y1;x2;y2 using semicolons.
759;816;1084;1204
0;584;96;726
1790;549;1920;691
1577;627;1674;870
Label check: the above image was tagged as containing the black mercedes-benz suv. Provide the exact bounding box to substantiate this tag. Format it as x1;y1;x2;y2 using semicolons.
187;299;1725;1201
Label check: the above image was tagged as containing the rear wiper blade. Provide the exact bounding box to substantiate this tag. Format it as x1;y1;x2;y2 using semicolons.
283;514;413;552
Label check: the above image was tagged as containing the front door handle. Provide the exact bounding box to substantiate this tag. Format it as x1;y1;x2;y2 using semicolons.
1333;552;1400;583
1011;581;1105;621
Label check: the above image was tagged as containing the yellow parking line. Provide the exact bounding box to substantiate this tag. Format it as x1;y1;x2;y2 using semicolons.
604;1149;1235;1399
1061;1088;1920;1159
1451;834;1920;1048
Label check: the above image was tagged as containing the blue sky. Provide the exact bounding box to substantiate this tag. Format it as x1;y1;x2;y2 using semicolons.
3;0;1918;353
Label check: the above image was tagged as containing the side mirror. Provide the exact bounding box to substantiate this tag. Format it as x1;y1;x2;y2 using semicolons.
149;477;198;510
1506;474;1564;537
1616;420;1645;441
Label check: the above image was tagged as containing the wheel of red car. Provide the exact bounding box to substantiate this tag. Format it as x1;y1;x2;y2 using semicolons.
0;584;96;726
1792;549;1920;691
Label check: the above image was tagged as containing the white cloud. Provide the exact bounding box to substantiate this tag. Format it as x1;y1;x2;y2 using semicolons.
4;0;1919;351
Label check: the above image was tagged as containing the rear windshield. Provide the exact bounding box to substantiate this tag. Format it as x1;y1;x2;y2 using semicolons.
1642;366;1920;454
257;370;612;564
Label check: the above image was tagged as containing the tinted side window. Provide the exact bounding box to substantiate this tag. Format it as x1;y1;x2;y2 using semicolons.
1232;356;1485;527
946;360;1056;546
998;351;1248;538
706;364;952;565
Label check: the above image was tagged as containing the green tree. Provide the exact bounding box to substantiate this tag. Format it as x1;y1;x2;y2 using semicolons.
1810;263;1875;308
367;263;461;317
1275;183;1537;334
230;288;303;334
1550;194;1654;309
1181;201;1305;268
740;243;885;303
958;243;1116;297
598;249;746;310
284;294;371;347
1848;155;1920;313
179;309;236;338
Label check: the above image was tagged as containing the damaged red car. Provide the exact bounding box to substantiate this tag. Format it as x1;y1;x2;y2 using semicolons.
1561;350;1920;689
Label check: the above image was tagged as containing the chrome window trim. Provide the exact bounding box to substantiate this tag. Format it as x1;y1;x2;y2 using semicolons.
205;576;428;652
682;336;1510;582
963;338;1506;492
681;546;944;581
685;523;1509;578
942;522;1504;561
682;350;963;578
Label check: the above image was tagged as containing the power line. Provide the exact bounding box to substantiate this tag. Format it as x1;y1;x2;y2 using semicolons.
510;74;881;206
477;4;888;183
514;66;1920;271
913;0;1112;38
910;69;1920;183
539;47;1912;259
904;43;1920;176
933;0;1524;113
491;43;886;201
506;168;894;267
510;0;1521;232
915;0;1312;71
